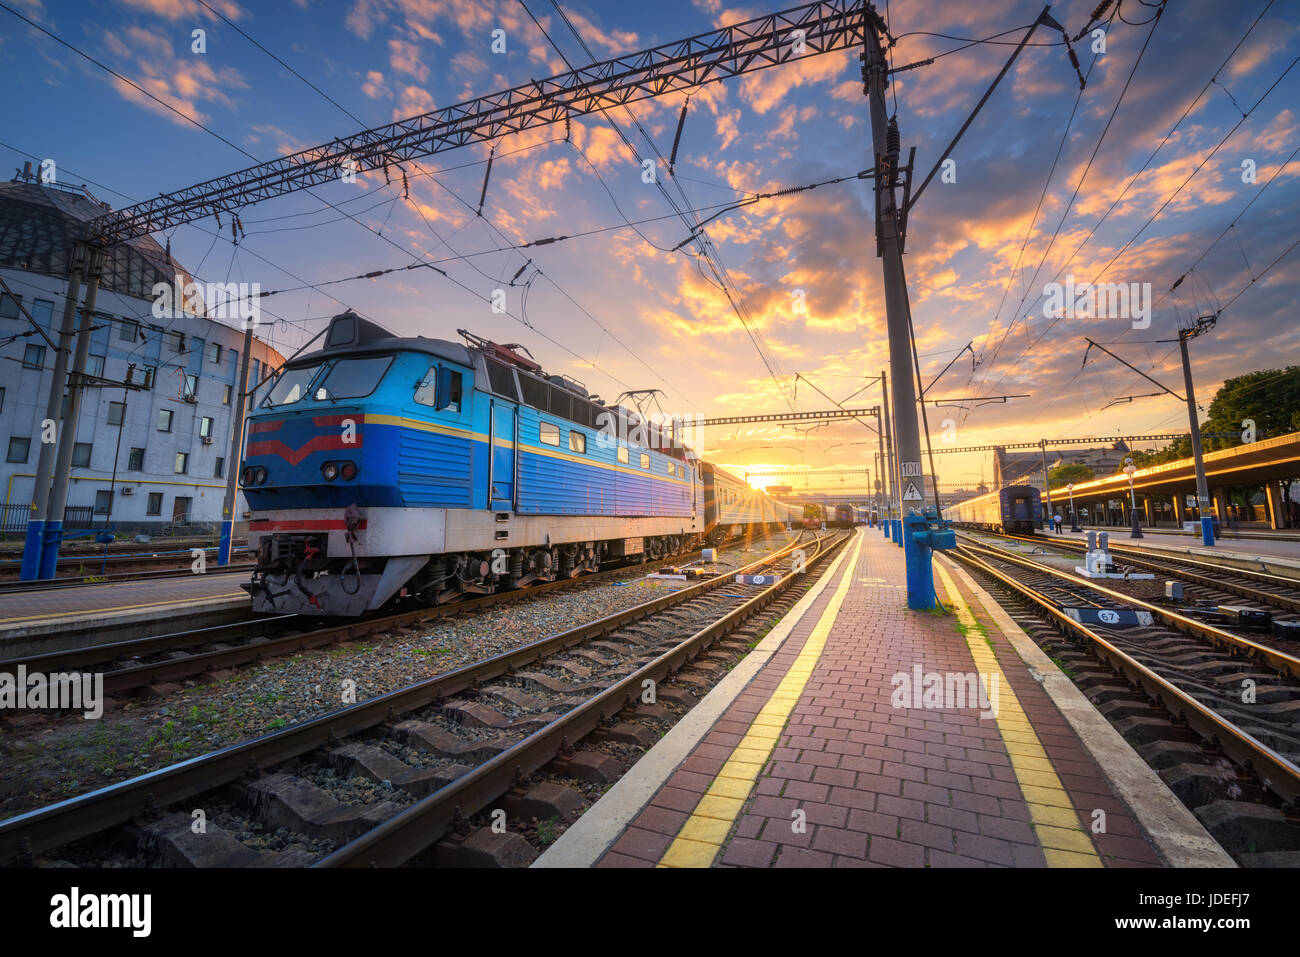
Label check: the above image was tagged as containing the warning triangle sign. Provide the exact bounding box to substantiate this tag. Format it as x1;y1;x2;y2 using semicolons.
902;481;923;501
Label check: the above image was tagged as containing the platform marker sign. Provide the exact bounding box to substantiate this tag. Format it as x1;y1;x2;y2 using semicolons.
901;461;922;477
902;481;923;502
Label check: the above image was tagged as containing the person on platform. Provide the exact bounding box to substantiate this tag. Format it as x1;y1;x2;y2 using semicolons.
1053;513;1063;534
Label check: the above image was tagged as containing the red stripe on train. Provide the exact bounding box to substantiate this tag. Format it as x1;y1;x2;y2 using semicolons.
246;433;363;465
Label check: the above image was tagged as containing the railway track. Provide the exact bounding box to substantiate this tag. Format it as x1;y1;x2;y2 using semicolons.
981;529;1300;615
0;529;849;866
0;548;252;582
0;534;789;701
0;562;255;594
947;541;1300;865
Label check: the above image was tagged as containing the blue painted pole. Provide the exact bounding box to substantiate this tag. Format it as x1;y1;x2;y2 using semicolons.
218;520;233;566
903;514;935;609
893;519;903;547
1201;516;1215;547
20;519;44;581
37;519;62;580
883;520;891;539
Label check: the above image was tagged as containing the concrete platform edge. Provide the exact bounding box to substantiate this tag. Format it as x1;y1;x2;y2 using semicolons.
533;531;860;868
937;553;1236;868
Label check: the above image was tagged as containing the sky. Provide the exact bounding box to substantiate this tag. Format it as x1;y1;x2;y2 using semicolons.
2;0;1297;496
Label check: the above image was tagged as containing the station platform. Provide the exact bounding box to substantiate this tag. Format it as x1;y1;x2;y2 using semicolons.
0;571;250;655
1039;527;1300;574
536;527;1233;869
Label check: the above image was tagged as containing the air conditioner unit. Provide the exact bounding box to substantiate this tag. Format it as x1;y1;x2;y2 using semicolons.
201;436;213;445
183;394;198;404
120;487;135;496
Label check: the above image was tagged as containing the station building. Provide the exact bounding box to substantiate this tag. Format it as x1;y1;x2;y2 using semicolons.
0;171;284;535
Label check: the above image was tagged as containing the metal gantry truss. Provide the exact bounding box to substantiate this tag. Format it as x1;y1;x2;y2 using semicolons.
927;433;1241;455
698;406;878;428
83;0;869;246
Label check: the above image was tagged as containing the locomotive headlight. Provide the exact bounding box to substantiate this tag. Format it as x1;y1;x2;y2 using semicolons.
241;466;256;486
322;462;339;482
254;466;268;485
340;461;357;481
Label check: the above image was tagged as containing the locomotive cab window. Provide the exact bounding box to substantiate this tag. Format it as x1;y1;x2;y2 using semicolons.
312;356;393;401
617;446;629;464
264;362;323;407
414;364;463;412
569;430;585;453
539;422;561;446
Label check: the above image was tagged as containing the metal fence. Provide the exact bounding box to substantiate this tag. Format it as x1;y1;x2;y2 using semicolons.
0;504;95;532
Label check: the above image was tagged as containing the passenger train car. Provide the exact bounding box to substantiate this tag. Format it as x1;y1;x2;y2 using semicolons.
240;313;797;615
943;485;1042;535
827;504;868;528
702;465;801;543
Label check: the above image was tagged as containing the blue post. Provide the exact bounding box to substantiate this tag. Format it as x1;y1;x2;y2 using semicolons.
1201;516;1215;547
20;519;44;581
893;519;903;547
903;513;935;609
218;520;233;566
884;520;891;539
38;520;63;579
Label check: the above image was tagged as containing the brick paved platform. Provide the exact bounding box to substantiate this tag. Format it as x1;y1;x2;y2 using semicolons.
537;527;1231;869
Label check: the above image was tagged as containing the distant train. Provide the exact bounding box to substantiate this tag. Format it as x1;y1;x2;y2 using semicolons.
942;485;1042;535
826;503;869;528
239;312;801;616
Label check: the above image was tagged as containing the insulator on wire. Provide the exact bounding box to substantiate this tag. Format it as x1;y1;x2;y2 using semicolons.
668;98;689;176
886;117;900;162
402;172;409;200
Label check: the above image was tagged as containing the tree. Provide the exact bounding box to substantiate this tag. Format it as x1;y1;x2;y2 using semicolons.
1123;366;1300;467
1049;463;1094;486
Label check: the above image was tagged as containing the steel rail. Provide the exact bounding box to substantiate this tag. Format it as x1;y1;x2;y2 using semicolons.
0;531;828;861
316;530;847;866
947;548;1300;806
986;530;1300;609
955;541;1300;682
0;537;772;693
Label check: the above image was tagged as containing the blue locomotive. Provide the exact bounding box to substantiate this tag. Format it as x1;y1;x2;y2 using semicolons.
942;484;1042;535
240;312;797;615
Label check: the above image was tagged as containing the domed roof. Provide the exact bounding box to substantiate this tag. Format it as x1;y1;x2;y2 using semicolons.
0;172;195;302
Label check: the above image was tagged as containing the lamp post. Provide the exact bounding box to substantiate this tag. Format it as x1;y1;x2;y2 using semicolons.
1067;482;1080;532
1123;458;1143;539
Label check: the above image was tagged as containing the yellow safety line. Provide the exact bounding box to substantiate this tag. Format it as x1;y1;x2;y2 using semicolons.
933;560;1103;867
0;593;246;624
658;531;865;867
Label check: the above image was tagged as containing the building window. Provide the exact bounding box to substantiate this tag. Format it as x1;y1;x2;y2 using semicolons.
6;437;29;463
215;457;225;479
640;452;650;469
199;416;214;438
223;385;232;405
0;387;5;413
94;489;113;514
128;447;145;471
207;341;221;363
107;401;125;426
72;442;92;467
0;293;18;319
184;373;198;399
119;318;139;342
158;408;173;432
170;331;186;353
86;354;105;378
146;492;163;516
22;345;44;370
539;421;560;447
617;446;629;464
569;431;586;453
175;452;189;474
